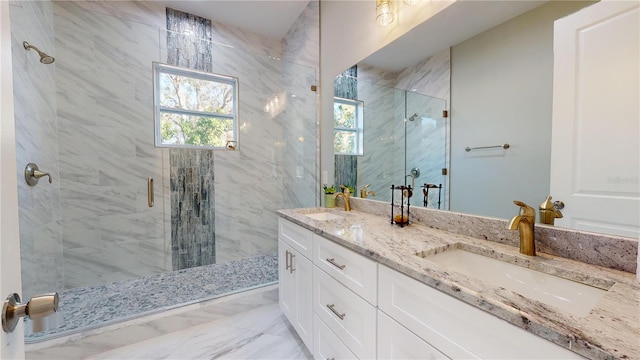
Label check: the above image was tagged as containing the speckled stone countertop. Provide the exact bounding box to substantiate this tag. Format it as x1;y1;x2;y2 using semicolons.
277;208;639;360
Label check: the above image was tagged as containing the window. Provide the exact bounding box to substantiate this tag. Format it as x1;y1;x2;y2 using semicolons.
153;62;239;149
334;97;364;155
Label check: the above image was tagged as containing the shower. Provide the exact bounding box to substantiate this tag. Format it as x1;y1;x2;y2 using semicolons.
23;41;55;64
12;1;318;341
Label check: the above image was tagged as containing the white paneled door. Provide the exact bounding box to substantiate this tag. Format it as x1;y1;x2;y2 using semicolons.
1;1;26;358
550;0;640;238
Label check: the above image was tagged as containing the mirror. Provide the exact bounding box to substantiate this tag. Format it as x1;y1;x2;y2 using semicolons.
332;1;636;237
333;76;447;208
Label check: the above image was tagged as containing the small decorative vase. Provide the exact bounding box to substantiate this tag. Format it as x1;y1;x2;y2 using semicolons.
324;194;336;208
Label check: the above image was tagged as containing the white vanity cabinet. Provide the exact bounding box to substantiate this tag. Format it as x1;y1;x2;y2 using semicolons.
278;218;584;359
278;219;314;350
377;311;448;360
312;234;378;359
378;265;585;359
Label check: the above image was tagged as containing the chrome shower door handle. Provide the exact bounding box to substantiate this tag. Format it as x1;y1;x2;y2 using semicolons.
147;177;154;207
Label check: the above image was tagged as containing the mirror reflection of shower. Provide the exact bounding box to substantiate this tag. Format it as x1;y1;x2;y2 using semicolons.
23;41;55;64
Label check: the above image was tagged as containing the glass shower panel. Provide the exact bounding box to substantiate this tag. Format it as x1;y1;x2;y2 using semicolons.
356;79;404;203
54;3;168;289
405;92;447;209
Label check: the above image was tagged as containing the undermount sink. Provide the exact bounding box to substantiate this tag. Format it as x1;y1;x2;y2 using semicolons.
416;245;612;317
303;212;345;221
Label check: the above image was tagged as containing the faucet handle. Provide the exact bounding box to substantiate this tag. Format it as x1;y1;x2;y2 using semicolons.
539;195;554;210
513;200;535;220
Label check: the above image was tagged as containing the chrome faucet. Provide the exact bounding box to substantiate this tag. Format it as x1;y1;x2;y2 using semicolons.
360;184;376;198
508;200;536;256
334;185;352;211
539;195;563;225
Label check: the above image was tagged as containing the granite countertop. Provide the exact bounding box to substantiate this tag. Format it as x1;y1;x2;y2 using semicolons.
277;208;639;360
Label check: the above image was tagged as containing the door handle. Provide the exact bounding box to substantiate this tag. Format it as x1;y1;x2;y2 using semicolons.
147;177;154;207
2;292;59;333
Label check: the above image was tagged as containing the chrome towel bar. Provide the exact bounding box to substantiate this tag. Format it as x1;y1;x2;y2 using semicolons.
465;143;510;152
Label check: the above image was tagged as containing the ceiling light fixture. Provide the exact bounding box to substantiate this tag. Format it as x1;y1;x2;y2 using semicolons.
376;0;394;26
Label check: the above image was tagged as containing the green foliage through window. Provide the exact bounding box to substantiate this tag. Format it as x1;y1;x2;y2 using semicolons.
334;97;364;155
154;63;238;149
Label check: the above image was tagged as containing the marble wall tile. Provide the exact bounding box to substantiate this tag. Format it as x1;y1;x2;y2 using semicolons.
53;2;169;288
395;49;451;102
357;80;404;203
10;0;64;300
281;0;319;69
61;0;166;29
281;0;319;209
209;20;283;59
280;65;319;209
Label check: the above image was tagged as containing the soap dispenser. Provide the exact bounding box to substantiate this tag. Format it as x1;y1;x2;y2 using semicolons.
539;195;563;225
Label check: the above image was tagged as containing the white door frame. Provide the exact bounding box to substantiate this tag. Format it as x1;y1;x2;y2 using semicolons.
1;1;26;358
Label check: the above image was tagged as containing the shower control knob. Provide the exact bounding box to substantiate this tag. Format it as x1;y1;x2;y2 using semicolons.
2;292;59;333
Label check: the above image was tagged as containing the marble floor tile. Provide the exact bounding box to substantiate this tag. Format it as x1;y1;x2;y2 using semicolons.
26;287;312;360
87;304;311;360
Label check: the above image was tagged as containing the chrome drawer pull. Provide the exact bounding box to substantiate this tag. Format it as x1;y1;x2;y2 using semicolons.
326;258;346;270
285;250;291;271
326;304;345;320
327;358;335;360
289;253;295;273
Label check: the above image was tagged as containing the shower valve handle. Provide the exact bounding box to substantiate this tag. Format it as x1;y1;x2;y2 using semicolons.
25;163;52;186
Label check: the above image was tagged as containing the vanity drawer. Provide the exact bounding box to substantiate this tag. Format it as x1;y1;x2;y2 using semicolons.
377;311;448;360
378;265;584;359
313;234;377;305
313;314;358;360
313;265;376;359
278;218;313;259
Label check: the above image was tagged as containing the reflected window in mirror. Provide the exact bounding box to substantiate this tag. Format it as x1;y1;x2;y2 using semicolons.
153;62;239;149
334;97;364;155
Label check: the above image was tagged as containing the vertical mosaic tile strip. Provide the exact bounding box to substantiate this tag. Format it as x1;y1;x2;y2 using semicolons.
166;9;216;270
169;149;216;269
166;8;212;72
334;65;358;99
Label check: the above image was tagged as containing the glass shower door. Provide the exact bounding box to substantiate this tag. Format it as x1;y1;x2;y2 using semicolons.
405;91;447;209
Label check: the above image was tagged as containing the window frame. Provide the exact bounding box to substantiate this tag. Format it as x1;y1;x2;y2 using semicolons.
333;96;364;156
153;62;239;150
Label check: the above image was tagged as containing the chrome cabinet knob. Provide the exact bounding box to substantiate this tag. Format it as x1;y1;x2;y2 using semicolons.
2;292;59;333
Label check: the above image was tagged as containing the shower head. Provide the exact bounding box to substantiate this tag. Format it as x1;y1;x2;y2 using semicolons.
408;113;419;121
23;41;55;64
